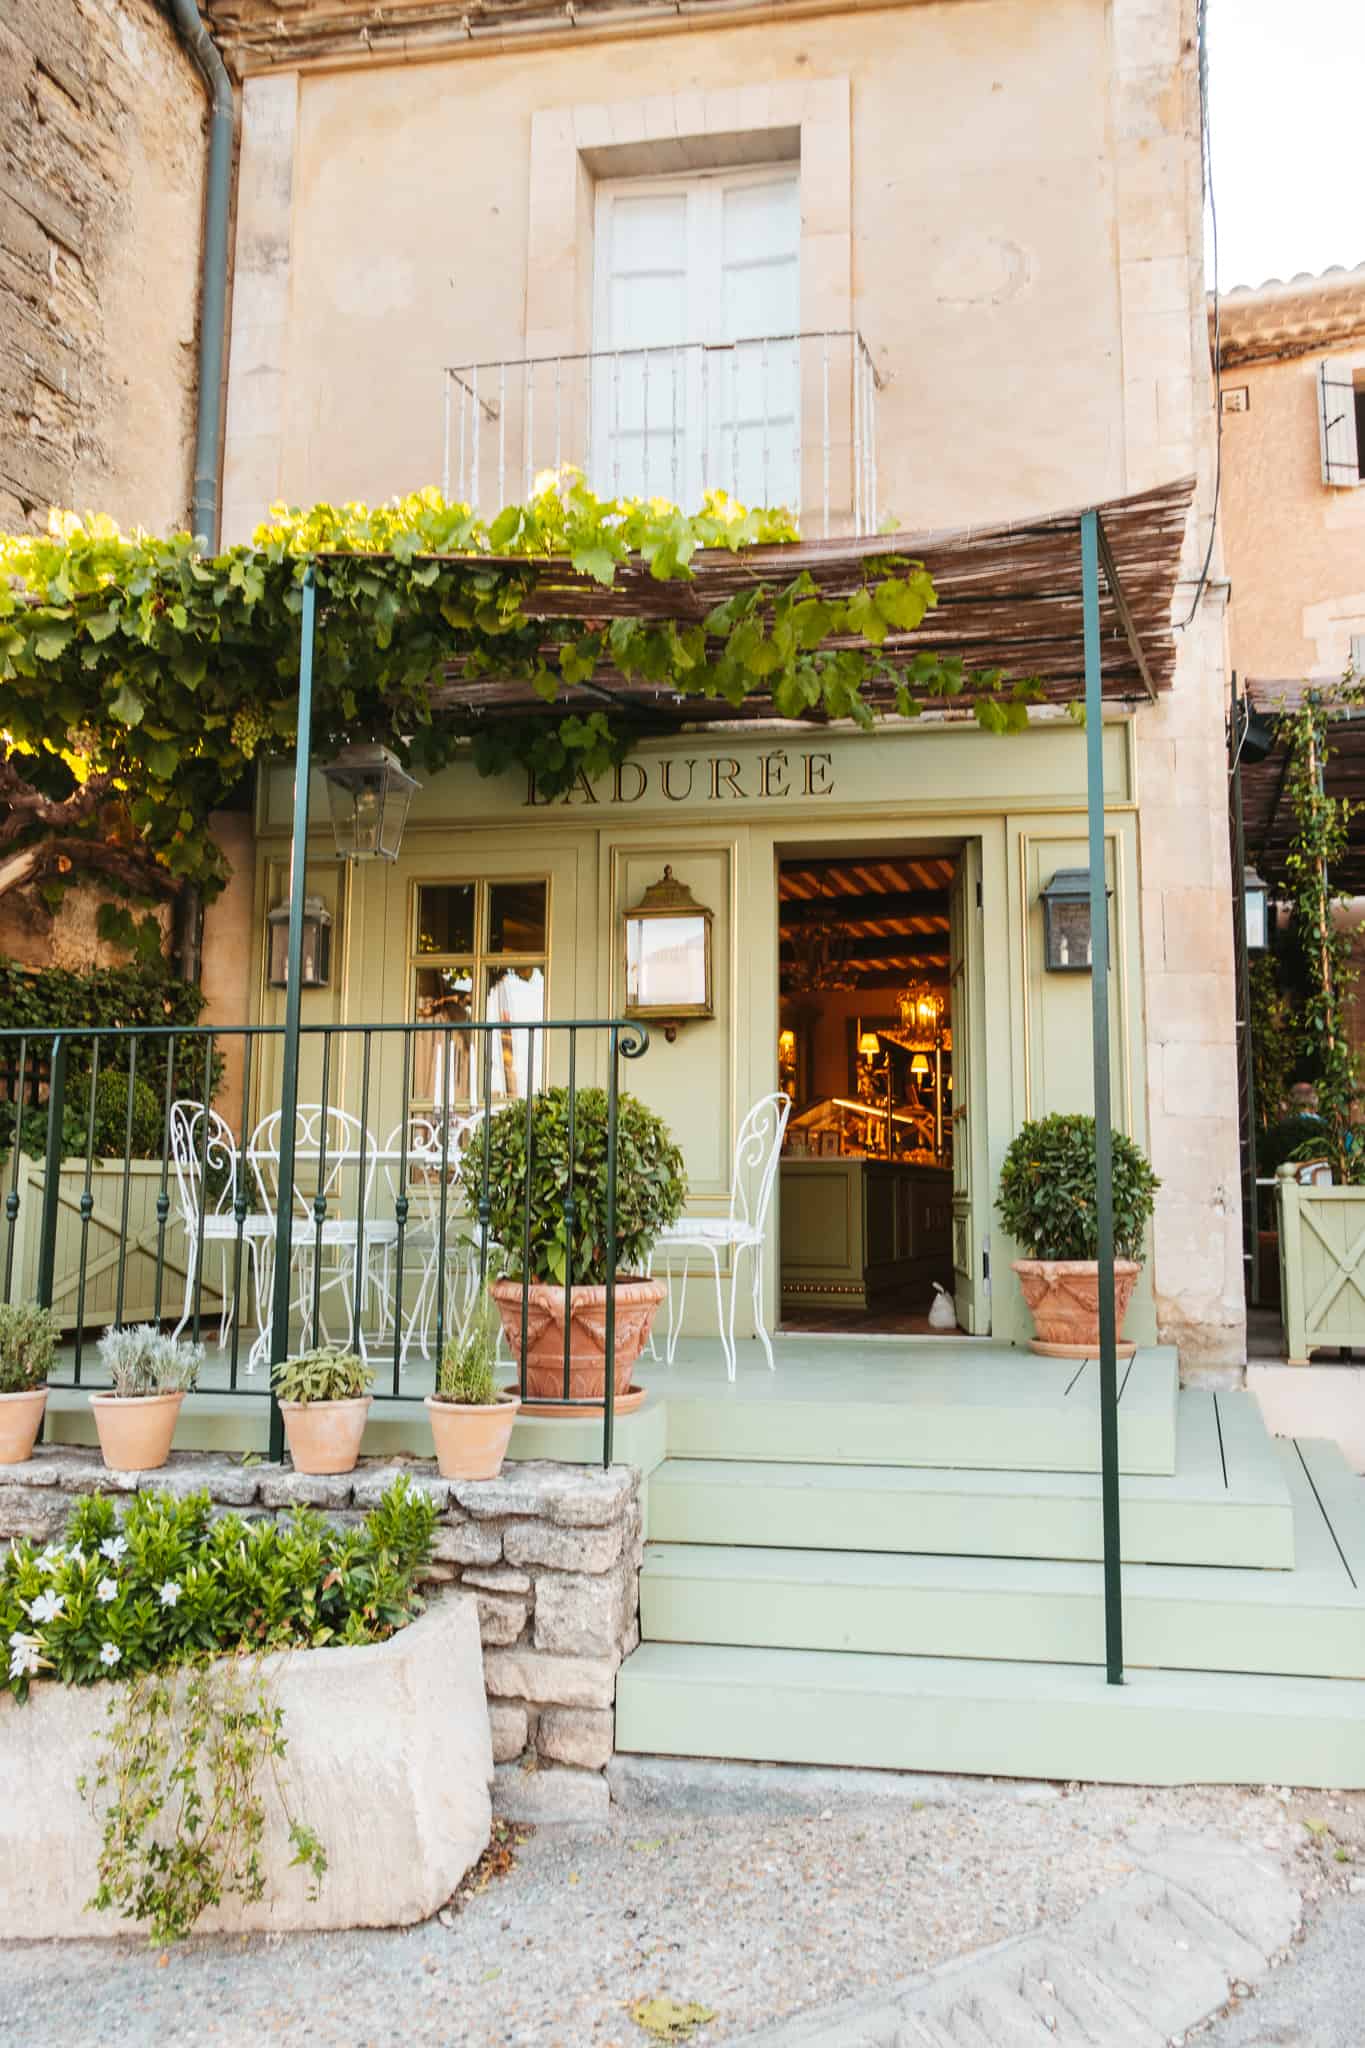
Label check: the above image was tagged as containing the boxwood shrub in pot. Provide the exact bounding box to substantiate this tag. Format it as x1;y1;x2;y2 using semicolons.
996;1113;1159;1358
272;1346;375;1475
463;1087;687;1406
0;1304;59;1465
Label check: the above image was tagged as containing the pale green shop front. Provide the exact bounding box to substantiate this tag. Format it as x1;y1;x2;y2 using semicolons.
252;714;1157;1357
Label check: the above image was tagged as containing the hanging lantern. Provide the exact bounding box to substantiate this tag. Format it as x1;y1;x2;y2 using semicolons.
321;744;420;862
896;980;944;1041
267;897;332;989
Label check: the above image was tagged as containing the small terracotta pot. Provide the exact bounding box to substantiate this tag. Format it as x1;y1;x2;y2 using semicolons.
89;1390;185;1472
278;1395;372;1475
489;1277;665;1404
425;1391;520;1481
1012;1258;1141;1359
0;1386;48;1465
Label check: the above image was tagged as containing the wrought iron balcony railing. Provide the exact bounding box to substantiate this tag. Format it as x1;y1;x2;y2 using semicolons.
442;330;882;537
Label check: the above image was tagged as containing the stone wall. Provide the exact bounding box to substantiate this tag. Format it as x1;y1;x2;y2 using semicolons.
0;0;205;534
0;1446;642;1820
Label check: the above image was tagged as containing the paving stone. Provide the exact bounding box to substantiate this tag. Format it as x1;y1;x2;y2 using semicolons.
461;1564;532;1594
430;1519;503;1565
482;1645;619;1709
492;1760;610;1823
258;1471;355;1511
488;1702;529;1764
533;1564;629;1657
536;1704;614;1771
503;1518;623;1574
476;1591;530;1646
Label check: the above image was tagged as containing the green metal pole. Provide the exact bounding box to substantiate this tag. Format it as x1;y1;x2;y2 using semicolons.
268;566;318;1460
36;1035;67;1310
1082;509;1123;1686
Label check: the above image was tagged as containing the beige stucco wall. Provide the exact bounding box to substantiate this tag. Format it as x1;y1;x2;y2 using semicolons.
218;0;1241;1367
1220;345;1365;682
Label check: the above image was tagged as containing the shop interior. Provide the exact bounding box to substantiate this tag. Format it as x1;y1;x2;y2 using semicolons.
777;849;960;1335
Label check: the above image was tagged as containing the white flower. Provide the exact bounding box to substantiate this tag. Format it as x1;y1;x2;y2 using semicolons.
25;1590;65;1625
97;1577;118;1604
98;1642;121;1669
157;1582;181;1609
34;1545;65;1575
65;1546;85;1568
99;1536;128;1563
8;1631;42;1680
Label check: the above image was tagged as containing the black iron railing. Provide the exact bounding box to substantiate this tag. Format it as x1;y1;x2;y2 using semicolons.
0;1019;649;1466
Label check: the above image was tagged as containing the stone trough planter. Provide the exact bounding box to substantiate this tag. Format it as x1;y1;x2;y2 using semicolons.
0;1593;492;1939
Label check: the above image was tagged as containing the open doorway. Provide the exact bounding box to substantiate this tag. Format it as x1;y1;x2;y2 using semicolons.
776;846;965;1335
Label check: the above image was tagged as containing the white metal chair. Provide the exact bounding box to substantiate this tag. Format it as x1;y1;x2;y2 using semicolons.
377;1109;489;1365
169;1101;273;1353
653;1091;792;1379
247;1106;395;1366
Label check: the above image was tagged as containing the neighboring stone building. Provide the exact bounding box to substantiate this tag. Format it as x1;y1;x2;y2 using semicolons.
0;0;205;535
1216;263;1365;683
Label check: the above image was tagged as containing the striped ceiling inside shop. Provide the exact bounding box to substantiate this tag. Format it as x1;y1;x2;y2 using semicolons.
780;855;952;987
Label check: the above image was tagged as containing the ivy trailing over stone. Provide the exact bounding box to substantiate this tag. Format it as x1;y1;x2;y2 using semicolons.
1;475;1041;903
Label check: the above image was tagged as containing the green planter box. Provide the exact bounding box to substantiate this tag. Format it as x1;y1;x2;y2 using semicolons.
2;1155;221;1331
1276;1172;1365;1365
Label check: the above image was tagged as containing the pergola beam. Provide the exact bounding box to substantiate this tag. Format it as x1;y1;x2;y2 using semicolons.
1095;514;1159;706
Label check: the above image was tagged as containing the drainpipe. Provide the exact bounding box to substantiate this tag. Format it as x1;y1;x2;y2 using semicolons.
167;0;234;551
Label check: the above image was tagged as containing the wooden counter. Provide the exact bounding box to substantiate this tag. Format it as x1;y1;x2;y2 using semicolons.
779;1157;954;1311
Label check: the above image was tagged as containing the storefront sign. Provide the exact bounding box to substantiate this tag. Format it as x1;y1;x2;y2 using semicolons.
526;749;836;807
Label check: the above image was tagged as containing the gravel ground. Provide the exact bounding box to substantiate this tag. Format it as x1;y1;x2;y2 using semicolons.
1197;1887;1365;2048
0;1778;1361;2048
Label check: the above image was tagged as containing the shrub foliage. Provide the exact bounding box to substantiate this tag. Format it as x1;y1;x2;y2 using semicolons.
996;1112;1158;1263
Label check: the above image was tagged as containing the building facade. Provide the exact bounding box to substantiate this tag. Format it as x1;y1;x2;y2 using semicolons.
216;0;1240;1367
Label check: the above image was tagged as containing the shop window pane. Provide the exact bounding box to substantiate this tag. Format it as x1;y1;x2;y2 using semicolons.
416;884;475;955
413;966;474;1106
488;881;547;954
483;965;546;1100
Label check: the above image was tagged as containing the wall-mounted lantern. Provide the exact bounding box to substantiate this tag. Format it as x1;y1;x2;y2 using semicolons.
623;866;714;1042
1040;867;1098;972
268;896;332;989
1243;868;1269;953
321;744;420;862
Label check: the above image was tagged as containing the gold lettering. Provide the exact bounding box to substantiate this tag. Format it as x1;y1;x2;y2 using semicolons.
614;760;648;804
661;758;697;802
759;751;789;798
563;768;599;805
526;772;556;807
803;751;835;797
708;756;745;800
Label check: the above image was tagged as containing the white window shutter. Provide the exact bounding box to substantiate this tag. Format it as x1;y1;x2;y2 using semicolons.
1318;358;1360;486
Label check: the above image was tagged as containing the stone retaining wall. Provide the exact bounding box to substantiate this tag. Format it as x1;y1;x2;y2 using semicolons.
0;1448;643;1821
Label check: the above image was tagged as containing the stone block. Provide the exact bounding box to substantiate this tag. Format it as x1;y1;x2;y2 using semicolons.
489;1702;529;1763
493;1762;610;1823
0;1451;63;1489
0;1490;77;1541
141;1455;261;1507
482;1646;619;1710
258;1471;354;1512
450;1459;633;1525
462;1564;532;1594
503;1519;622;1574
537;1706;614;1771
477;1592;530;1647
352;1465;449;1511
430;1518;503;1566
0;1594;492;1937
534;1565;630;1658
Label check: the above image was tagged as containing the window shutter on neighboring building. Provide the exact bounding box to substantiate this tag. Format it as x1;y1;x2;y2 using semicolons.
1318;358;1361;486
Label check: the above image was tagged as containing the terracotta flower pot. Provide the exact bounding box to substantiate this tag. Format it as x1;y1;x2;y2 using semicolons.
489;1277;665;1404
1012;1258;1141;1359
89;1390;185;1472
278;1395;372;1475
0;1386;48;1465
425;1391;520;1480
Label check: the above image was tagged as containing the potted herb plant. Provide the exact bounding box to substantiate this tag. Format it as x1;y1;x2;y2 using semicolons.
90;1326;203;1470
0;1304;60;1464
272;1344;374;1474
996;1113;1159;1357
466;1087;686;1406
425;1299;520;1480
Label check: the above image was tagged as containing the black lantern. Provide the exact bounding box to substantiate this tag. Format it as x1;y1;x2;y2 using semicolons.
268;897;332;989
1243;868;1269;953
321;744;419;862
1040;868;1095;972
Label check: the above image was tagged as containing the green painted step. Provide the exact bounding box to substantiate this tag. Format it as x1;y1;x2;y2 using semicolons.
614;1638;1365;1788
648;1344;1179;1475
645;1391;1294;1569
639;1439;1365;1680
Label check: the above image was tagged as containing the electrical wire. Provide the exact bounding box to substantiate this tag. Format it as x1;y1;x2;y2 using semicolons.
1181;0;1221;630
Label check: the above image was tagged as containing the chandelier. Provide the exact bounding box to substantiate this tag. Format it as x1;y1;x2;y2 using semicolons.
896;980;944;1041
783;878;860;994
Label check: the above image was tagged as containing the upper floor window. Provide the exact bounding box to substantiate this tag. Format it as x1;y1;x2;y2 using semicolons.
593;167;800;509
1318;358;1365;486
